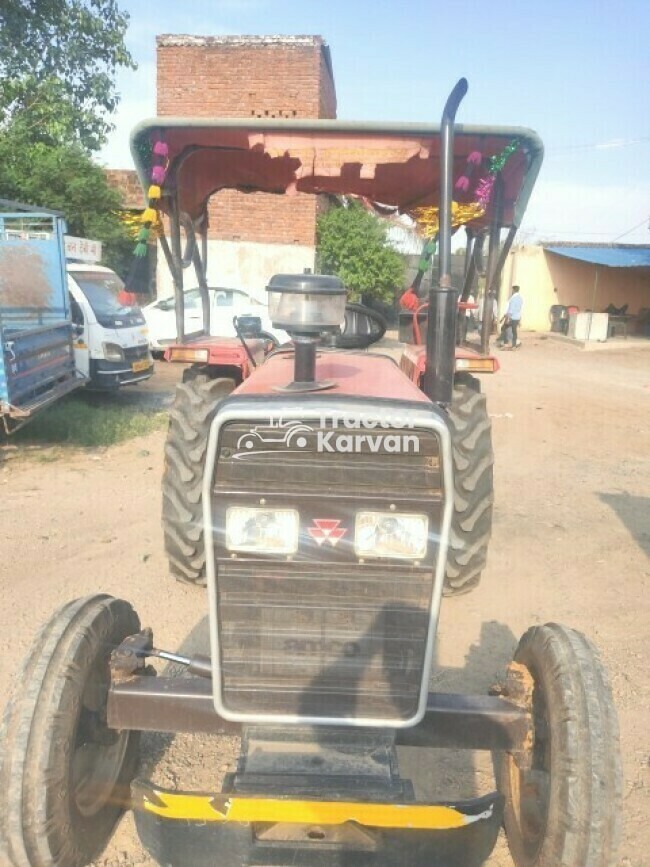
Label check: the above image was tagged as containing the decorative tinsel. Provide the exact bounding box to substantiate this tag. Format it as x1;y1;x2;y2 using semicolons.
151;165;166;184
474;138;521;208
120;209;161;240
475;175;496;208
411;201;486;238
141;207;158;224
489;138;520;173
411;140;520;237
130;132;170;259
455;150;482;193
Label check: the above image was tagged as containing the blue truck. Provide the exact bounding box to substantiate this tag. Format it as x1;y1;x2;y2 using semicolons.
0;205;83;433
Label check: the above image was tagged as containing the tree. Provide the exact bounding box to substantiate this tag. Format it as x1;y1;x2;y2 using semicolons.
0;1;136;275
0;0;135;150
0;120;133;276
316;200;405;303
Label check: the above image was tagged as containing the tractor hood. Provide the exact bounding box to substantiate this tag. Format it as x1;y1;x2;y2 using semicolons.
130;118;543;233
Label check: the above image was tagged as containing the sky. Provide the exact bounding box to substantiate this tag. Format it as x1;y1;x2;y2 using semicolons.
99;0;650;244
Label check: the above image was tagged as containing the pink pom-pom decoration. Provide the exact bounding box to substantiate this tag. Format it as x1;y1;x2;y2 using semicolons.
153;141;168;156
468;151;482;165
475;175;495;208
151;164;166;184
455;175;470;192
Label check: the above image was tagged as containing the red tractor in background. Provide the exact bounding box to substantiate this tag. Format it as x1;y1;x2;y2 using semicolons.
0;80;622;867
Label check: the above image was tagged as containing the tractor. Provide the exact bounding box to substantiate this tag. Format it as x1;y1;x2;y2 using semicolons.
0;80;621;867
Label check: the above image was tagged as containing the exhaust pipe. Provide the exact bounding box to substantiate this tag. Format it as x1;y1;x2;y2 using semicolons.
422;78;468;405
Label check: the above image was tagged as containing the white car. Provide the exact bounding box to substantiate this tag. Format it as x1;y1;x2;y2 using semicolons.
142;287;288;352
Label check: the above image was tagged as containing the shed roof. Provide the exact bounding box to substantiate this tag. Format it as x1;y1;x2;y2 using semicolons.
544;245;650;269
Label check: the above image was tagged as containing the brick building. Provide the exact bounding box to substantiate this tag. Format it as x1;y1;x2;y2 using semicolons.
104;170;146;209
156;34;337;297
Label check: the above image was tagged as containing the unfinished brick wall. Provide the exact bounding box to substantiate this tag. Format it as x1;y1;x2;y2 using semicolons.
156;35;337;246
105;169;145;209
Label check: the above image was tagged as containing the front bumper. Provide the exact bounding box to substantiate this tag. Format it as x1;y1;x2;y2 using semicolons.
132;781;503;867
89;357;154;389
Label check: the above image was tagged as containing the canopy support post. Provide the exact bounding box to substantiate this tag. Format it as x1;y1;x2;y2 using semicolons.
168;193;185;343
458;229;476;347
480;175;505;355
461;228;476;302
480;223;517;355
193;208;211;337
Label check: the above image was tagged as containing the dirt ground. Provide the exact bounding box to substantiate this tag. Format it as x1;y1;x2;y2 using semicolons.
0;335;648;867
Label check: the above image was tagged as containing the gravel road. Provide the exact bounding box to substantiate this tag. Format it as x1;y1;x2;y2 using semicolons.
1;336;648;866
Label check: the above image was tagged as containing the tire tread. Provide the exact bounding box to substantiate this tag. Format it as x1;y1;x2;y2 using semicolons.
501;623;622;867
0;596;140;867
444;376;494;595
161;373;235;583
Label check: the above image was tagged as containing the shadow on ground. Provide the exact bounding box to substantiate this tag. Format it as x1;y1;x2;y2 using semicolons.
133;613;519;866
599;492;650;557
140;614;517;805
82;359;183;411
399;619;517;802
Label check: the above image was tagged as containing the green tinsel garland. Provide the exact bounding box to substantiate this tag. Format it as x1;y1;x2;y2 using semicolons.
489;138;521;174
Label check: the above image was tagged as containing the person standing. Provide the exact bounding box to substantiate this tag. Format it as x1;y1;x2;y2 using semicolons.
499;285;523;349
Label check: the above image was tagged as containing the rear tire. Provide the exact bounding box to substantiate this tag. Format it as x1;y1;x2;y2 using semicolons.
162;370;235;584
500;623;622;866
443;375;494;595
0;595;141;867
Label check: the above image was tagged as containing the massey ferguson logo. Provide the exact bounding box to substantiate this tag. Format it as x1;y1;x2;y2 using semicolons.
308;519;347;546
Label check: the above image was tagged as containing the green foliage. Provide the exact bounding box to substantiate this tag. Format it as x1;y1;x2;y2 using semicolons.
0;1;136;275
14;394;167;448
0;121;133;276
316;200;406;303
0;0;135;151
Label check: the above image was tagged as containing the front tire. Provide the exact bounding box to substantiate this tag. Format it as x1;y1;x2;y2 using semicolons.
0;595;141;867
162;370;236;583
500;624;622;867
444;375;494;595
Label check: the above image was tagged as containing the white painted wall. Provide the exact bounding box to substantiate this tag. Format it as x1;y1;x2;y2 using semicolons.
157;239;316;303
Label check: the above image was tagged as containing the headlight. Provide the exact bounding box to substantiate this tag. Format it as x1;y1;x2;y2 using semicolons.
226;507;299;554
103;342;125;362
354;511;429;560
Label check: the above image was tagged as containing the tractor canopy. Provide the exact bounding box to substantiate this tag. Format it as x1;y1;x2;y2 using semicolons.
130;118;543;233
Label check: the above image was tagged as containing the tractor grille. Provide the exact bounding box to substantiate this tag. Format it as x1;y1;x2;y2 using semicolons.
210;418;445;724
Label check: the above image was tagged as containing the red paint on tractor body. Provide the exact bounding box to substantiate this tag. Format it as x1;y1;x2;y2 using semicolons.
234;351;431;403
164;336;267;378
400;345;499;387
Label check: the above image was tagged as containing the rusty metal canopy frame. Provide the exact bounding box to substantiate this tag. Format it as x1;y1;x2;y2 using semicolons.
130;118;543;232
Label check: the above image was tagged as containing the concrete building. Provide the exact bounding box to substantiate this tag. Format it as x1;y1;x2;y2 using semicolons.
155;34;336;299
501;243;650;336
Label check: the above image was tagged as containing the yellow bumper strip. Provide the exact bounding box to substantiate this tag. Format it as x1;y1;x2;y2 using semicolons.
140;790;493;830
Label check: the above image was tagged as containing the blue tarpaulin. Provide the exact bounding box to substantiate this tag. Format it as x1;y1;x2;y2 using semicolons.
544;246;650;268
